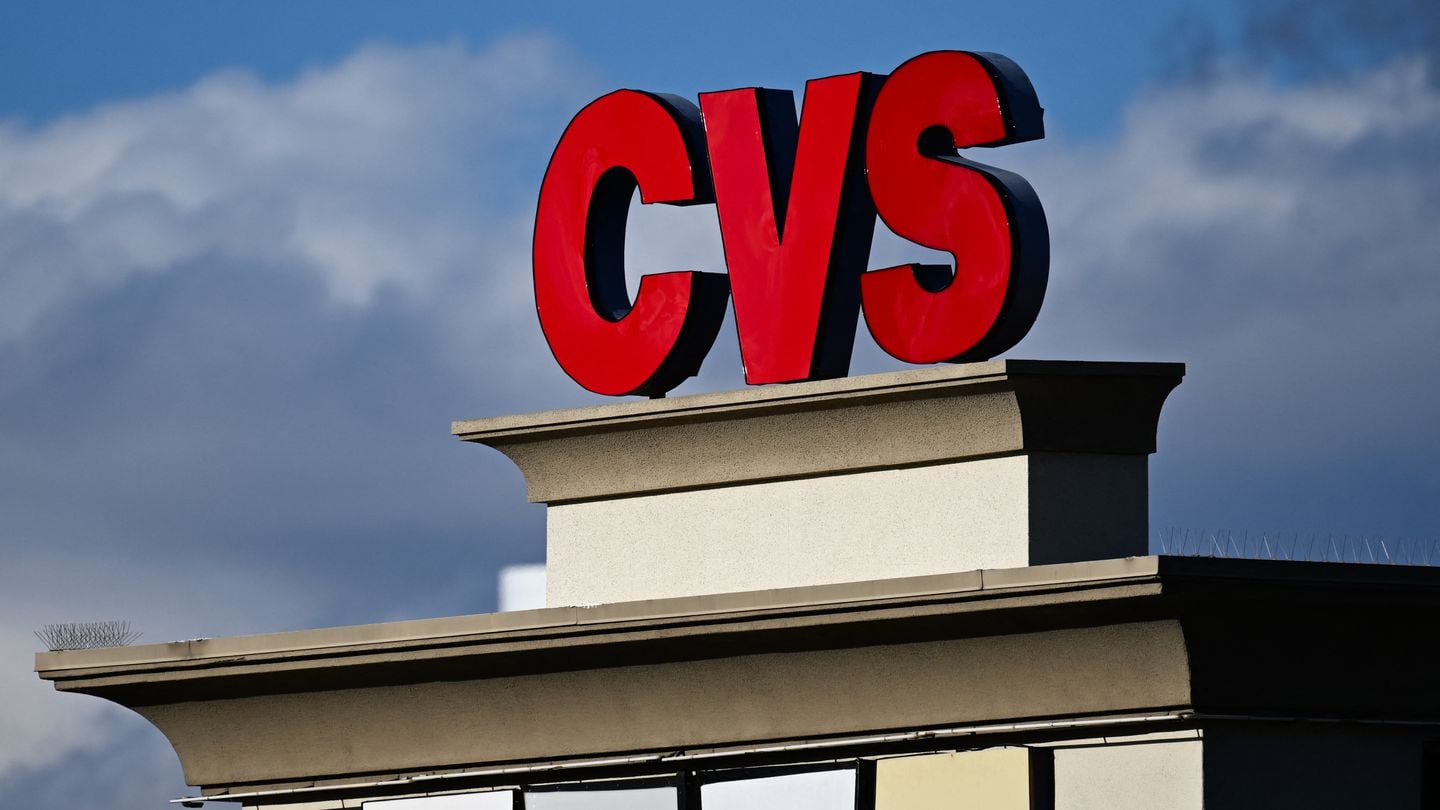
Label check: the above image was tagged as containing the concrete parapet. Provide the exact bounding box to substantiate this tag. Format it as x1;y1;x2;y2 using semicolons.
455;360;1184;605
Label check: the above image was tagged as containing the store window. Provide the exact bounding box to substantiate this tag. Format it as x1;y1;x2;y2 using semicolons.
365;792;517;809
360;750;1045;810
524;783;677;810
700;765;859;810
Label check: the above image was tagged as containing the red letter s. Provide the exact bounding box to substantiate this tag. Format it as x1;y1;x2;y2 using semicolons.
863;51;1048;364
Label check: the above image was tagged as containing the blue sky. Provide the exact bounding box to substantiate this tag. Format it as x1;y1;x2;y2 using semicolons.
1;0;1233;136
1;1;1438;807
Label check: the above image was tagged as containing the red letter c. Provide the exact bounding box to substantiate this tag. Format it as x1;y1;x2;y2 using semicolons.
534;90;729;397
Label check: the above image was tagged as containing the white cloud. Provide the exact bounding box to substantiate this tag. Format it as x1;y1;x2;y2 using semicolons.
2;30;1437;810
0;34;592;344
1006;57;1440;473
0;33;595;806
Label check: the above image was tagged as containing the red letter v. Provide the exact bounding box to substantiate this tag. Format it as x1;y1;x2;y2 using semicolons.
701;73;879;385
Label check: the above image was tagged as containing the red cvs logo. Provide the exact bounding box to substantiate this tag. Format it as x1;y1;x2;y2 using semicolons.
534;51;1048;397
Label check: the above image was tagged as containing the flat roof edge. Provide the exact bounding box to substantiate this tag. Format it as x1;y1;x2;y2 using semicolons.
36;556;1165;679
451;360;1186;439
39;555;1440;682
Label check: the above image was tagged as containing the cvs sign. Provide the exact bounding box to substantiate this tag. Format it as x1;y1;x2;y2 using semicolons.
534;50;1048;397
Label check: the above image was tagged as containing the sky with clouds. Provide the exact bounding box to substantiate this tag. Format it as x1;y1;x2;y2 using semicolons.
2;0;1437;807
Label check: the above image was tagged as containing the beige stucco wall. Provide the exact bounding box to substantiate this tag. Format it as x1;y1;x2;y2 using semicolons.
547;456;1030;605
875;748;1034;810
546;451;1148;606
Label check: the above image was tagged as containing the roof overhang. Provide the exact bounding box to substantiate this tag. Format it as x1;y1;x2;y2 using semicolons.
36;556;1440;796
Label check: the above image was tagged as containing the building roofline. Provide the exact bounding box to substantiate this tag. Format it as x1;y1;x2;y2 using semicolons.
36;555;1440;684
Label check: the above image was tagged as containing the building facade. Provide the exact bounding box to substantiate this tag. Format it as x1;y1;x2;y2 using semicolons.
37;362;1440;808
